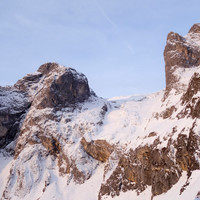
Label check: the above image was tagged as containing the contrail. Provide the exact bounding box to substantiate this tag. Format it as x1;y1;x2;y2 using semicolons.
94;0;135;55
94;0;117;29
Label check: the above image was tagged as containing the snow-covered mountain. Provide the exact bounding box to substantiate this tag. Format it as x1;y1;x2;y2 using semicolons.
1;24;200;200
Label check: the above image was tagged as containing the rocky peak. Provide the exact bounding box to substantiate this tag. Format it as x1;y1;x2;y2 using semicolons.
186;23;200;47
37;62;62;75
163;24;200;98
15;62;91;109
188;23;200;34
34;63;91;109
0;63;92;149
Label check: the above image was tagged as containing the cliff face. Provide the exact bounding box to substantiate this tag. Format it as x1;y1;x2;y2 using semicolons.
164;23;200;97
1;25;200;200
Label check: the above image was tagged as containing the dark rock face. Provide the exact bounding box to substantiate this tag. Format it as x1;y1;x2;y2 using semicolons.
0;88;30;148
34;63;91;109
164;24;200;96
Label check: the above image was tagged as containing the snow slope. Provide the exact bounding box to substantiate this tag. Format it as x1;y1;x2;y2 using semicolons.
1;86;200;199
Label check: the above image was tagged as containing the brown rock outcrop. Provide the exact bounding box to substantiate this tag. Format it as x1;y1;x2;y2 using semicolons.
163;24;200;97
81;137;113;162
175;124;200;173
176;72;200;119
181;72;200;104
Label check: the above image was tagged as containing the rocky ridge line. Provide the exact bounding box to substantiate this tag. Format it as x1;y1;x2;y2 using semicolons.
1;24;200;200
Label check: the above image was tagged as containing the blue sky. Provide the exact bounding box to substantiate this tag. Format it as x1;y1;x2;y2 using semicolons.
0;0;199;98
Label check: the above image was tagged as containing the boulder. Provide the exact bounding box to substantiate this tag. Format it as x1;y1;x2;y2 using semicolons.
81;137;113;162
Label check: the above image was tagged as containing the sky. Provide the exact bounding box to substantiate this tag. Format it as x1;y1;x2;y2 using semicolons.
0;0;200;98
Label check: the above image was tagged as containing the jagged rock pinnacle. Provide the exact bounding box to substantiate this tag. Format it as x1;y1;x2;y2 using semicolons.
163;24;200;98
188;23;200;34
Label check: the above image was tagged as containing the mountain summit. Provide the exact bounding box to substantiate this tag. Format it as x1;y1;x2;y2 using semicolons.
1;24;200;200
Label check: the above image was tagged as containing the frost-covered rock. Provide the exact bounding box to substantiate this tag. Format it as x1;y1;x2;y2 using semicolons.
0;87;30;148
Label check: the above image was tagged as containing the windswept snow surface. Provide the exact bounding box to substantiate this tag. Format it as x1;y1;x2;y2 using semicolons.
0;153;13;197
13;160;104;200
39;164;104;200
94;93;163;149
93;91;194;151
